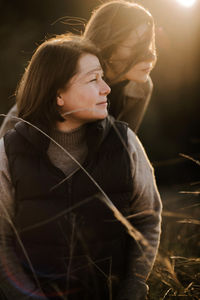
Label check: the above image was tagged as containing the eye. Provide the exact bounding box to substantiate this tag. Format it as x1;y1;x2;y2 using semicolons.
90;77;97;82
88;72;104;83
88;74;98;82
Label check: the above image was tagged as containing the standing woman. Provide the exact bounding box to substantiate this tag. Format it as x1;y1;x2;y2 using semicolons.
84;0;156;133
0;34;162;299
0;1;156;137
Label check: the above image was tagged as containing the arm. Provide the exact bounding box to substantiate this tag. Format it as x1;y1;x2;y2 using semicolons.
117;128;162;300
117;77;153;133
0;138;48;299
0;104;18;138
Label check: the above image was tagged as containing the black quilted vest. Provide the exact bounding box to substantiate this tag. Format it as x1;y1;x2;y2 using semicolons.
4;117;133;299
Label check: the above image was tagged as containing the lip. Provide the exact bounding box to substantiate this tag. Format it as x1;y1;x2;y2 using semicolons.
96;101;107;106
141;67;152;73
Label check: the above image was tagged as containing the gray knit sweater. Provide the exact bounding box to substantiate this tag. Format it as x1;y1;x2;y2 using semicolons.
0;125;162;300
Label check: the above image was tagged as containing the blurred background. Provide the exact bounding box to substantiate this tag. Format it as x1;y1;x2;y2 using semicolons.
0;0;200;298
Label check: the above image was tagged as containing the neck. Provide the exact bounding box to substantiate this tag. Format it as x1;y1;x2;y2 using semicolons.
50;124;86;149
56;120;84;132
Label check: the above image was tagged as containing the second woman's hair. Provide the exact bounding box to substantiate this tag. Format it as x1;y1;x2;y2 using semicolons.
16;34;102;127
84;0;156;82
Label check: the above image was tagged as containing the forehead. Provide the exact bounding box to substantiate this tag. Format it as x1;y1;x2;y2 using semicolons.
77;53;102;74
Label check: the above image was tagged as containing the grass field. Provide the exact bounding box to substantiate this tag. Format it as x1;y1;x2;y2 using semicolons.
148;180;200;299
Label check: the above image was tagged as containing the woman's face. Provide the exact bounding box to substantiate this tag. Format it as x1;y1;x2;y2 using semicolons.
56;53;111;131
107;23;156;83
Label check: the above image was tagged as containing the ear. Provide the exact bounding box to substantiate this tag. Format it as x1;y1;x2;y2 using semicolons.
56;94;64;106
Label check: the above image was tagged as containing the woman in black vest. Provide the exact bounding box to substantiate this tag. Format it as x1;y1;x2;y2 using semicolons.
0;34;162;299
0;1;156;137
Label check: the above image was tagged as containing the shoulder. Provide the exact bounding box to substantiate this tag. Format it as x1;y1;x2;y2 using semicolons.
0;137;10;176
0;137;15;218
0;137;6;157
3;127;20;151
127;127;143;155
127;127;153;173
108;117;129;141
0;104;18;138
3;123;32;159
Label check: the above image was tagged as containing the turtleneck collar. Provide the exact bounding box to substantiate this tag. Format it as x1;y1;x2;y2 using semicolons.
14;116;113;155
50;125;86;150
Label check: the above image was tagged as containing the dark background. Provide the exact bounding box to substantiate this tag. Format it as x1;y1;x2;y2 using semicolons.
0;0;200;190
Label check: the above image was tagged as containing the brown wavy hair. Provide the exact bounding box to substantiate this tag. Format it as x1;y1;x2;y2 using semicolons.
16;34;102;126
84;0;156;83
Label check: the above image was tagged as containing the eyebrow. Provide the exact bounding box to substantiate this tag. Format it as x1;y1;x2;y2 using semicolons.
72;66;103;83
84;66;103;76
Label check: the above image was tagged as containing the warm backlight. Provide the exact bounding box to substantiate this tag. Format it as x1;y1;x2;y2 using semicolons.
176;0;196;7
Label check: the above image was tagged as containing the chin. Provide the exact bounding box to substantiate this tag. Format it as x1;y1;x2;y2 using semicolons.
129;74;149;83
95;109;108;119
137;77;149;83
99;112;108;119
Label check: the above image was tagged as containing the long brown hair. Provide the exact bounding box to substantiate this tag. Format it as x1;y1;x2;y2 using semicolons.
16;34;101;127
84;0;156;83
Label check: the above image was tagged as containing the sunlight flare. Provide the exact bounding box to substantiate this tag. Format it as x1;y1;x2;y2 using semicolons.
176;0;196;7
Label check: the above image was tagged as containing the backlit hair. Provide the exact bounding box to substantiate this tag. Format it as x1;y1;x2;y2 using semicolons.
16;34;101;126
84;0;156;83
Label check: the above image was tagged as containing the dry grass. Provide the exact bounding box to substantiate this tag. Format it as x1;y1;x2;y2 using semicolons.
148;155;200;299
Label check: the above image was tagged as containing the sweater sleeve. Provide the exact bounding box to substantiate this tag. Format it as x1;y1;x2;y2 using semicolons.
0;104;18;138
0;138;48;299
116;128;162;300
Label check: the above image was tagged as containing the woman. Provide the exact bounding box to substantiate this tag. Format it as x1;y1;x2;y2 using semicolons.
0;34;161;299
84;0;156;132
0;1;156;137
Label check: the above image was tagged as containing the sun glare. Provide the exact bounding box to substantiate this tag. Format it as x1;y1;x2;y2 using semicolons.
176;0;196;7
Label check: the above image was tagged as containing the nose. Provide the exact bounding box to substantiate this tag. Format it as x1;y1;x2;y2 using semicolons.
147;52;157;64
100;79;111;96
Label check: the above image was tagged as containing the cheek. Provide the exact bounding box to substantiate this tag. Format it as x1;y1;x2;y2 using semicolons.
75;95;95;111
113;46;132;60
68;91;96;113
61;96;82;115
124;66;138;79
79;87;97;104
125;68;148;82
